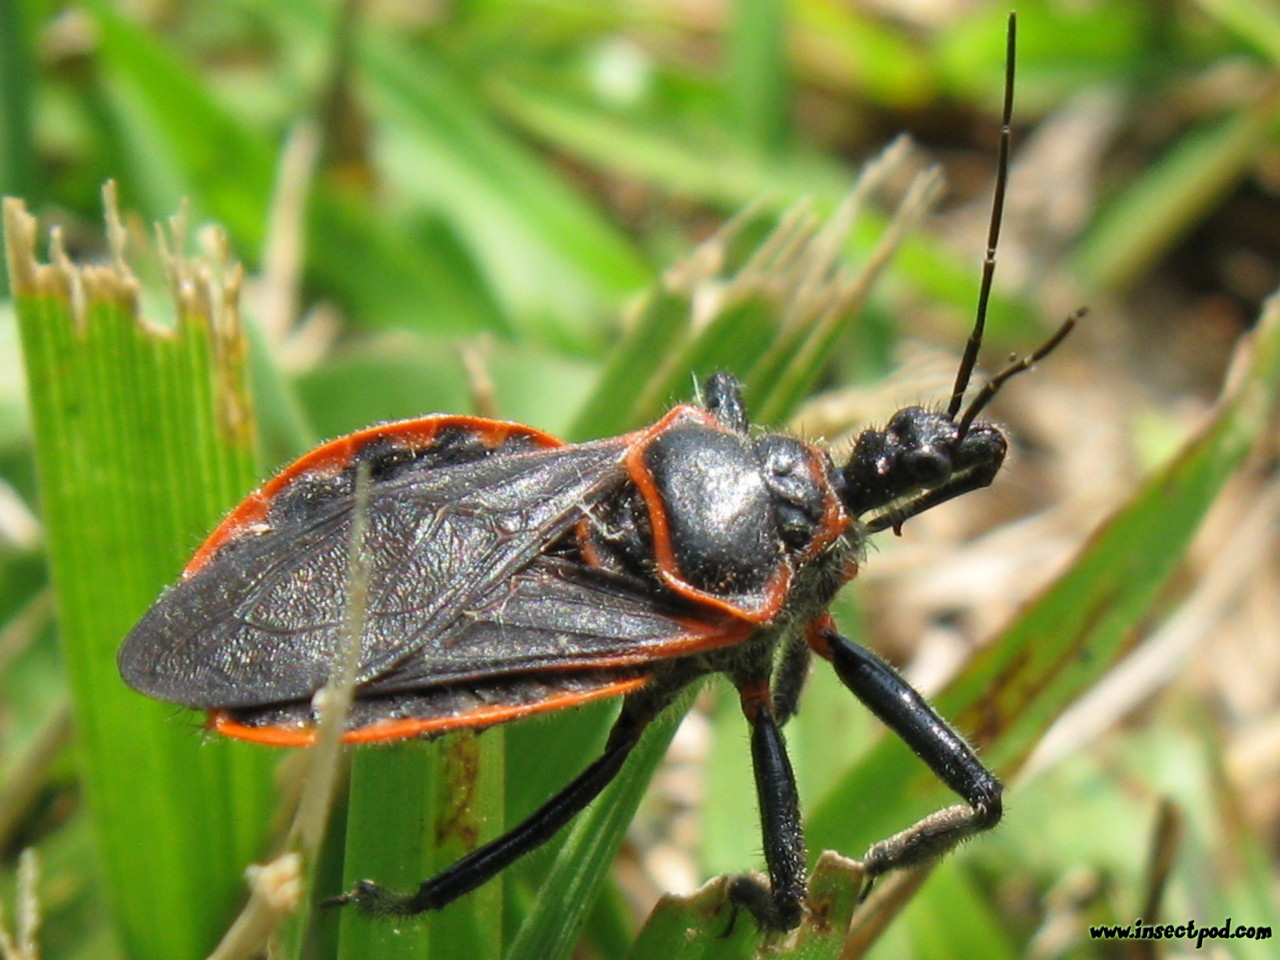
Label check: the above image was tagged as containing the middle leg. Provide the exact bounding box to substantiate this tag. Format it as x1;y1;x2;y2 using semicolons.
728;678;808;931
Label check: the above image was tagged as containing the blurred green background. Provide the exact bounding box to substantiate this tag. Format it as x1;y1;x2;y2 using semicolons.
2;0;1279;958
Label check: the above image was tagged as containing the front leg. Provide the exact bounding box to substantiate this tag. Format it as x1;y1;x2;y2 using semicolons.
808;624;1002;878
698;372;749;433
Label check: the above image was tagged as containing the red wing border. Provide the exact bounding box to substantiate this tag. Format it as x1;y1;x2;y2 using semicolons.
185;415;564;576
212;669;653;745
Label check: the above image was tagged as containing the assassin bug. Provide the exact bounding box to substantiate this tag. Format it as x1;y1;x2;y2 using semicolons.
120;13;1074;931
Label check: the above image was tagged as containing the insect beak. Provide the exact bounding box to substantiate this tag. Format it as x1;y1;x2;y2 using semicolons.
839;413;1009;534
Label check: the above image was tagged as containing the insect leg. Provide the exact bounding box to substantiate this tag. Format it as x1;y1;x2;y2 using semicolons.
728;680;808;931
328;701;652;918
808;625;1002;878
699;372;749;433
771;637;811;727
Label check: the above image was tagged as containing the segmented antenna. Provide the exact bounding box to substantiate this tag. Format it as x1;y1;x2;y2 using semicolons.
947;12;1017;420
957;308;1084;434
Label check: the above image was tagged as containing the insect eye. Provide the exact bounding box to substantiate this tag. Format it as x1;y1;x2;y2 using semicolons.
773;503;818;550
902;448;951;487
755;436;826;551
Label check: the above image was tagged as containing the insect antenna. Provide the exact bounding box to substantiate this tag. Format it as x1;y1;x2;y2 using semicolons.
957;307;1084;435
947;12;1017;421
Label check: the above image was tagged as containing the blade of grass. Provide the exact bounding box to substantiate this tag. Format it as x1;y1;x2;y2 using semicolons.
889;859;1019;960
1076;78;1280;294
728;0;791;156
1202;740;1280;960
792;2;932;110
505;689;695;960
1196;0;1280;64
564;283;702;440
492;81;849;208
82;0;274;249
4;195;278;958
582;880;636;960
248;0;649;345
502;702;620;939
82;0;509;338
424;730;505;957
628;874;760;960
746;162;942;424
335;742;439;959
566;198;801;439
625;851;865;960
571;138;923;438
0;0;37;238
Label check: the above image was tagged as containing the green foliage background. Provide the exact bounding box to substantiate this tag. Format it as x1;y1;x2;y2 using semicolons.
2;1;1279;958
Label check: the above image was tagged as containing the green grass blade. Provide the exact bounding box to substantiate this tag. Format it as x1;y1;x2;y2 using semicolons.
727;0;791;156
245;0;649;344
0;0;37;230
1076;81;1280;294
501;702;620;938
491;83;850;208
505;691;693;960
746;162;942;425
361;42;651;339
571;139;925;438
83;0;274;247
3;196;277;958
564;284;700;441
1197;0;1280;64
334;742;439;960
625;851;863;960
792;3;932;109
427;730;506;956
332;713;505;959
889;860;1019;960
629;875;759;960
85;0;511;340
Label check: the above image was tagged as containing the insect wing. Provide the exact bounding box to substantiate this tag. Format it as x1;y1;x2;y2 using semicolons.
119;437;633;710
360;554;753;698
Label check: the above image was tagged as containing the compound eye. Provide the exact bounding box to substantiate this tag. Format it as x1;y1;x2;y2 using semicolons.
902;447;952;488
773;502;818;551
757;436;826;552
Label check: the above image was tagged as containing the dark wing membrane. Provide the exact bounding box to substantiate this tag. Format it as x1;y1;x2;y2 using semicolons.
360;555;742;696
119;440;631;709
